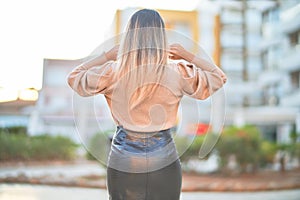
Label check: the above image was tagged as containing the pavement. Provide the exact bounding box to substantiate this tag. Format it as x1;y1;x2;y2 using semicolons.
1;184;300;200
0;159;300;192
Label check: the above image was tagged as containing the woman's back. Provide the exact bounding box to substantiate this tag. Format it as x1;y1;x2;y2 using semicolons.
104;61;182;132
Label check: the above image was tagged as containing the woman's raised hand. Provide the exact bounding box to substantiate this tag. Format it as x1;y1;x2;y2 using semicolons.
168;43;194;62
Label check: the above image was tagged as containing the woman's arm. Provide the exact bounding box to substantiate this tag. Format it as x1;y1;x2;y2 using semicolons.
67;45;119;96
169;43;227;84
81;45;119;69
169;43;227;99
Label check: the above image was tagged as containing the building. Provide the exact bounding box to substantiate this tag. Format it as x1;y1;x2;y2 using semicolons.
208;0;299;143
259;0;300;142
0;99;36;128
28;58;115;144
279;0;300;108
0;86;38;128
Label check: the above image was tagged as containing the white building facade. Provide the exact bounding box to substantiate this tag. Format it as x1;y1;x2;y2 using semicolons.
28;59;115;144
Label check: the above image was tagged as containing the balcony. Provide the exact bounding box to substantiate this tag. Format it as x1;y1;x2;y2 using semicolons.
262;22;281;40
280;3;300;33
280;46;300;71
258;70;282;87
225;80;263;106
281;19;300;34
225;106;297;125
280;89;300;107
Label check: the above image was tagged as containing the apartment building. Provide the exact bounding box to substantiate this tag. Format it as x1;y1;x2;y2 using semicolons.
259;0;300;142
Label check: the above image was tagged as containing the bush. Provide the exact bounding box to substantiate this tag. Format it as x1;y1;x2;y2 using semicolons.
260;140;277;166
175;135;206;162
0;132;78;161
216;125;262;173
0;126;27;135
86;130;114;166
30;135;78;160
288;131;300;162
293;142;300;162
174;133;220;163
173;135;191;161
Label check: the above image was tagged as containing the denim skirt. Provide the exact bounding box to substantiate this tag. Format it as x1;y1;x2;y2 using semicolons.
107;126;182;200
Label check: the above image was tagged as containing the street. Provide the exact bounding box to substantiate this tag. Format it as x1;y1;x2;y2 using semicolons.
0;184;299;200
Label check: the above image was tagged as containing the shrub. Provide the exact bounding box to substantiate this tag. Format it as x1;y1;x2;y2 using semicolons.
292;143;300;162
29;135;78;160
288;131;300;162
86;130;114;166
174;135;204;162
174;134;218;162
260;140;277;166
0;133;29;160
173;135;190;160
0;126;27;135
0;132;78;161
216;125;262;173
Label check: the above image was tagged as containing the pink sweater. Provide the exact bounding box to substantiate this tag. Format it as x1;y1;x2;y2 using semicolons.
68;56;226;132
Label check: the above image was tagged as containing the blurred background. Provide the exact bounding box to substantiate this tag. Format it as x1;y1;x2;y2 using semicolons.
0;0;300;199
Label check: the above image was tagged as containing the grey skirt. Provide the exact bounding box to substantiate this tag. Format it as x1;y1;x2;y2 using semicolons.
107;126;182;200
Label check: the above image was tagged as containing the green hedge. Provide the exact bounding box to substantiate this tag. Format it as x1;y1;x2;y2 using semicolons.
86;130;114;166
175;125;284;173
0;132;78;161
0;126;27;135
174;135;206;162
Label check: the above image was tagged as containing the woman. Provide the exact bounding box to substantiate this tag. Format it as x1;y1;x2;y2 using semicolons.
68;9;226;200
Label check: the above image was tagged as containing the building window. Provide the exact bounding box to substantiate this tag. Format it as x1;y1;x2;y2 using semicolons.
289;30;300;47
291;71;300;90
262;7;279;23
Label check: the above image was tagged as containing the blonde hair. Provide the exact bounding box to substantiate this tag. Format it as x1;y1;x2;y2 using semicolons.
117;9;168;72
116;9;169;106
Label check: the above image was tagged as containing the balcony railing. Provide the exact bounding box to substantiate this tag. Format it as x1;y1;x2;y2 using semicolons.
280;46;300;71
280;3;300;33
280;89;300;107
262;22;281;40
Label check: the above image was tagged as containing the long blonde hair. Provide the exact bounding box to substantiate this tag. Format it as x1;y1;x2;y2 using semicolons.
116;9;169;106
117;9;168;72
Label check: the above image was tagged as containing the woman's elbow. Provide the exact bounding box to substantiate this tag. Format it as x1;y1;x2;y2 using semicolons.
222;74;227;84
67;76;73;89
66;76;87;96
194;90;210;100
213;68;227;84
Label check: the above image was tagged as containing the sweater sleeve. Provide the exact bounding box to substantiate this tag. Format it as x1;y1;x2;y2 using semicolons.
67;61;114;97
178;62;227;100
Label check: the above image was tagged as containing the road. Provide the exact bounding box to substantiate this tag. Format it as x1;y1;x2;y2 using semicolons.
0;184;299;200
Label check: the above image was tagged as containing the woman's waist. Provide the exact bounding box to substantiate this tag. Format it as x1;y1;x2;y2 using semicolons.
112;126;175;153
114;120;176;133
118;126;172;137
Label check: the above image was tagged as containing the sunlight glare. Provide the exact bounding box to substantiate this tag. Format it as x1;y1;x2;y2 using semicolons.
0;88;18;103
19;89;39;101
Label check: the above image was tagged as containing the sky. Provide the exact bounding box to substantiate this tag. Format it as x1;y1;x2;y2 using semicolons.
0;0;200;94
0;0;116;91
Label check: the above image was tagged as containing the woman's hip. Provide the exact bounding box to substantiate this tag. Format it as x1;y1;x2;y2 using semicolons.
108;126;179;173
